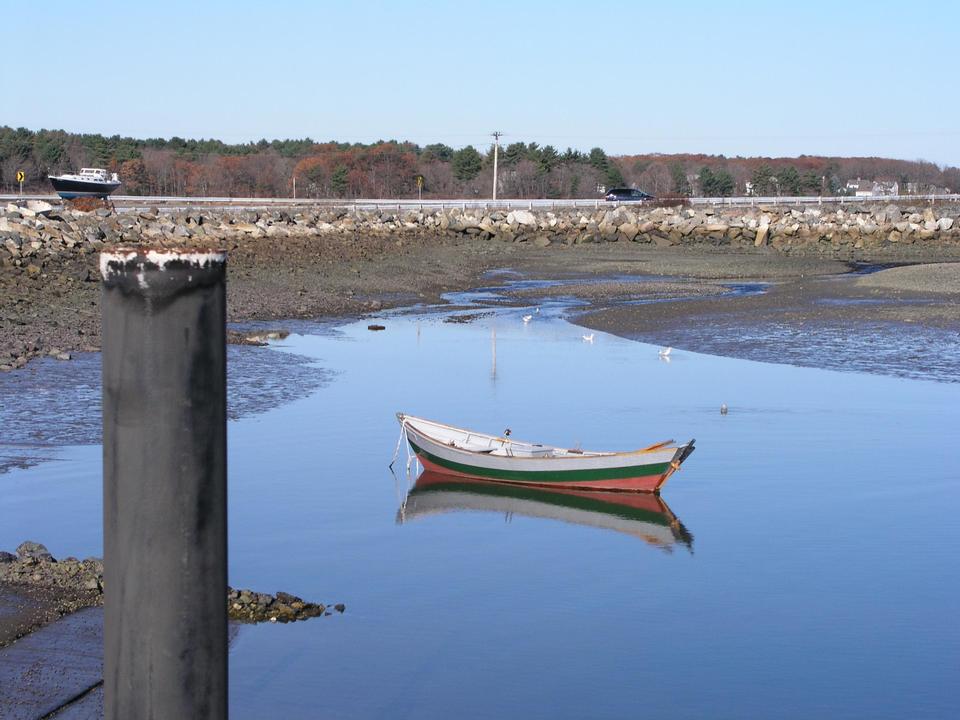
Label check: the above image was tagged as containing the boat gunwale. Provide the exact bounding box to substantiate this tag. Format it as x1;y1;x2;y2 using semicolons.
399;413;690;463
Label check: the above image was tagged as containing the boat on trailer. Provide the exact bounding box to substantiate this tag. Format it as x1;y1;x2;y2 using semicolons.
48;168;121;199
397;414;695;493
398;471;693;551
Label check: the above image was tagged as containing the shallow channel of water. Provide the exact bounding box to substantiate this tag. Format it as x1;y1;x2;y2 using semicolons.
1;298;958;719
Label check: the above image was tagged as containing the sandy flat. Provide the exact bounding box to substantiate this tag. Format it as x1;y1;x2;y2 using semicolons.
856;263;960;294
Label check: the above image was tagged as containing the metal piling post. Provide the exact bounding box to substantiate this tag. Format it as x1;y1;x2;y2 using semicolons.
101;248;228;720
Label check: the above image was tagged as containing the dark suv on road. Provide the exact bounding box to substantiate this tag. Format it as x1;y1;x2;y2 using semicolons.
604;187;654;202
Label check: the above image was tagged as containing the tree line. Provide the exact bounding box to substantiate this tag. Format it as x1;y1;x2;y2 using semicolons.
2;126;956;198
622;153;958;198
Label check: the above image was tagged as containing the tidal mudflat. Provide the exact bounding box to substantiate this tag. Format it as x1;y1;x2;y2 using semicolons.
1;281;958;718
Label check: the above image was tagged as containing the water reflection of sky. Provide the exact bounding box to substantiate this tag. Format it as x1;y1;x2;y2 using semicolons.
2;307;959;719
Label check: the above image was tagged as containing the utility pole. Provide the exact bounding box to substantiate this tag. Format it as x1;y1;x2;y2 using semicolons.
491;131;502;201
293;176;297;199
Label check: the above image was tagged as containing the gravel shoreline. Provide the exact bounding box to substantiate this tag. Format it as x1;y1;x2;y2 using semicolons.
0;542;340;648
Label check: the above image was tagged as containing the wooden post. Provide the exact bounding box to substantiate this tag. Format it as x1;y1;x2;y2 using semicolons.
101;249;228;720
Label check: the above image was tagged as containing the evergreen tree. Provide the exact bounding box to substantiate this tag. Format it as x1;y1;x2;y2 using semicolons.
713;169;735;196
586;147;624;189
801;170;822;194
701;166;735;196
330;165;348;196
502;142;526;166
588;147;608;170
699;166;715;195
422;143;454;162
778;166;801;195
34;133;65;170
605;163;625;190
751;164;776;195
538;145;559;174
452;145;483;182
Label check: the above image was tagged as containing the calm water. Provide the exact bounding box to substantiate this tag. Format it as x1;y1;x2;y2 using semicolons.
1;296;959;719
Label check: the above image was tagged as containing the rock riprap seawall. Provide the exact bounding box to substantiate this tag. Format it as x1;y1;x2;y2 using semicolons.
2;201;959;271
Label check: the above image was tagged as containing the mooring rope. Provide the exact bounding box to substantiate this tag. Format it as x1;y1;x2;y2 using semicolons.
389;422;406;471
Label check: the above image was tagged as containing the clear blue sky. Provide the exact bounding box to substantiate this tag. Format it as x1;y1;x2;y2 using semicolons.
6;0;959;166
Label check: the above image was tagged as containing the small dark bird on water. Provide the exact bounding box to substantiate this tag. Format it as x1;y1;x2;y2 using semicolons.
720;404;728;415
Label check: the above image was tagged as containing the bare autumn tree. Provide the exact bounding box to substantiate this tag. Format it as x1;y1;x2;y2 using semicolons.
637;162;672;195
141;148;174;195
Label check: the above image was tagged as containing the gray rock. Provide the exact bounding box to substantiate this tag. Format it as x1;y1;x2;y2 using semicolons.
507;210;537;226
17;540;54;562
26;200;54;215
618;223;639;241
82;577;101;591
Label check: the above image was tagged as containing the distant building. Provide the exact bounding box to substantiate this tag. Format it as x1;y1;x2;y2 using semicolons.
845;177;899;197
874;179;899;196
906;182;951;195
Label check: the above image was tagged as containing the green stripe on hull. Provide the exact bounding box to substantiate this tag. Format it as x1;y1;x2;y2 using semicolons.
409;440;670;483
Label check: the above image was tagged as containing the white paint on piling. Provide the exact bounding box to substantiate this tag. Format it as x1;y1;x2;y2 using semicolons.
100;250;227;284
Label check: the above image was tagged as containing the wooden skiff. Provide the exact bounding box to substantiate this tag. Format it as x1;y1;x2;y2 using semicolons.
397;413;695;493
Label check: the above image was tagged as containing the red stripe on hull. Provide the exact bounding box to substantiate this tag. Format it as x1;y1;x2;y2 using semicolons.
415;454;671;493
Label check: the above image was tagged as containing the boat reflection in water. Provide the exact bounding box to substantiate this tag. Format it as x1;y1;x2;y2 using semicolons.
398;471;693;553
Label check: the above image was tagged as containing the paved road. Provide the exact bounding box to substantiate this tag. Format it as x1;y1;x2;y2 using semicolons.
3;193;956;211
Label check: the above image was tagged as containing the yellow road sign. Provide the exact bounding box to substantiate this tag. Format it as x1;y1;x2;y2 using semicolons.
16;171;25;183
415;174;424;189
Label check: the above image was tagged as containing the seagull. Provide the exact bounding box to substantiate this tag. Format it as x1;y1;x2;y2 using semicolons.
582;333;594;343
658;346;672;358
535;307;540;314
522;315;533;323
